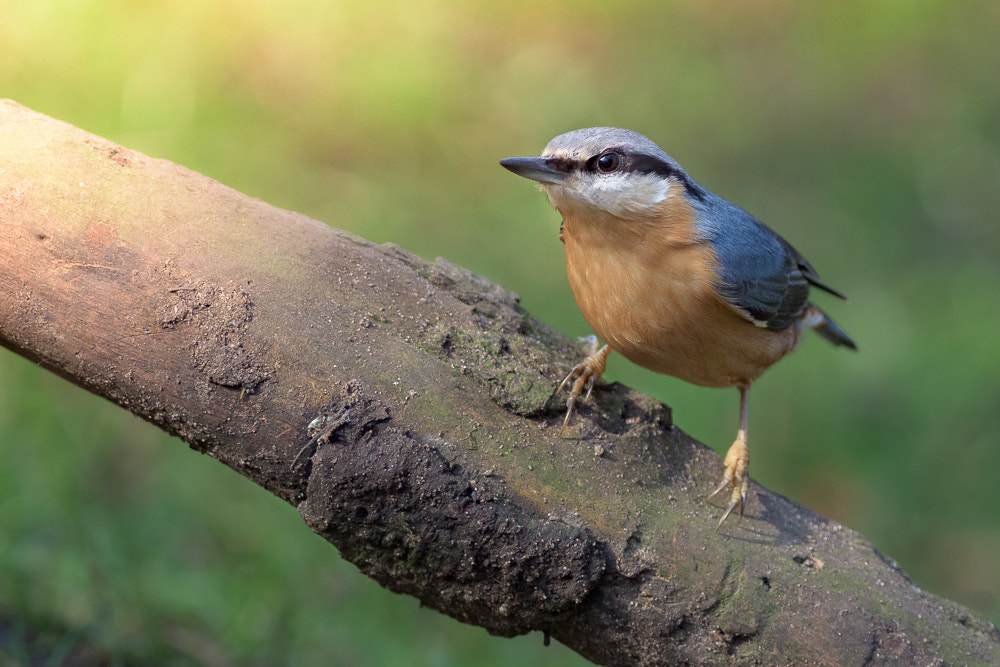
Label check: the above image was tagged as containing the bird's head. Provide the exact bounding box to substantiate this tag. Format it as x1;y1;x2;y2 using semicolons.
500;127;700;219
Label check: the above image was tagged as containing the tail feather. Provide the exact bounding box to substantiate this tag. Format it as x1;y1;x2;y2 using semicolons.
803;305;856;350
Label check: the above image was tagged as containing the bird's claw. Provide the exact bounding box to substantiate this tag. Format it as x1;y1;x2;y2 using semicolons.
708;436;750;529
556;338;610;434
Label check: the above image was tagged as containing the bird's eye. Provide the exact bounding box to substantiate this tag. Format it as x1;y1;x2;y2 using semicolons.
596;152;621;173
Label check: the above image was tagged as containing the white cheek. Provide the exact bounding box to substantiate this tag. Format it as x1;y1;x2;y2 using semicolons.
587;173;672;216
542;173;674;218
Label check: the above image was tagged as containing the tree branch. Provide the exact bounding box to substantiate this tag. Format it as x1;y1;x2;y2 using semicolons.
1;100;996;666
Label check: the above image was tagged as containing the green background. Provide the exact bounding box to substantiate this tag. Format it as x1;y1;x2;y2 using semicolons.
2;1;998;664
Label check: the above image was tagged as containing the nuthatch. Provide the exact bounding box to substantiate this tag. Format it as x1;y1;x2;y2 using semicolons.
500;127;855;528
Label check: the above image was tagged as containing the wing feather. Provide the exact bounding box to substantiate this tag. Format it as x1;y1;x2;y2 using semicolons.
691;193;843;331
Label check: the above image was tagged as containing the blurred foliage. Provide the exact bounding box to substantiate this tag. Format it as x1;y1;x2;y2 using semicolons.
2;0;999;663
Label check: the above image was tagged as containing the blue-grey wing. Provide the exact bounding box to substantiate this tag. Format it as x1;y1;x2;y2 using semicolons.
694;195;842;331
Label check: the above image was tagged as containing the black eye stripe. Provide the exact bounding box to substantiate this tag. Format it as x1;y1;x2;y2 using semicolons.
578;151;676;177
545;156;576;173
629;154;707;201
552;151;705;200
622;153;682;178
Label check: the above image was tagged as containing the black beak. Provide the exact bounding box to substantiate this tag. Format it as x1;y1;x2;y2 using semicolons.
499;156;569;184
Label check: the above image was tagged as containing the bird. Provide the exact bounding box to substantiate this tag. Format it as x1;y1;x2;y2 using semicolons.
500;127;855;528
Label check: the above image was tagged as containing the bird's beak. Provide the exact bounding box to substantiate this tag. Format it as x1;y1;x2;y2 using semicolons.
499;156;569;184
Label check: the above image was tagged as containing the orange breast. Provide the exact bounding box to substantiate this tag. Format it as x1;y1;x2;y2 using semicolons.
560;196;800;388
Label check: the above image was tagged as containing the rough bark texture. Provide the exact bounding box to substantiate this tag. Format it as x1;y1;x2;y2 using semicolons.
1;100;997;666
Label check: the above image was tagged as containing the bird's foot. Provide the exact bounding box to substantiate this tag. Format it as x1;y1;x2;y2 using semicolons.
708;436;750;529
556;337;610;434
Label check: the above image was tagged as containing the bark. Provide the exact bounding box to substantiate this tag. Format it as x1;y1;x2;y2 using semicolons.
1;99;997;666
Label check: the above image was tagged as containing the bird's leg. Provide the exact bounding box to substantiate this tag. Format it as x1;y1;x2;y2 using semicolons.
709;386;750;529
556;336;611;434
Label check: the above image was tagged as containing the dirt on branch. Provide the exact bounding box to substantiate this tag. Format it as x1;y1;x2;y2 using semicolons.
1;100;997;666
